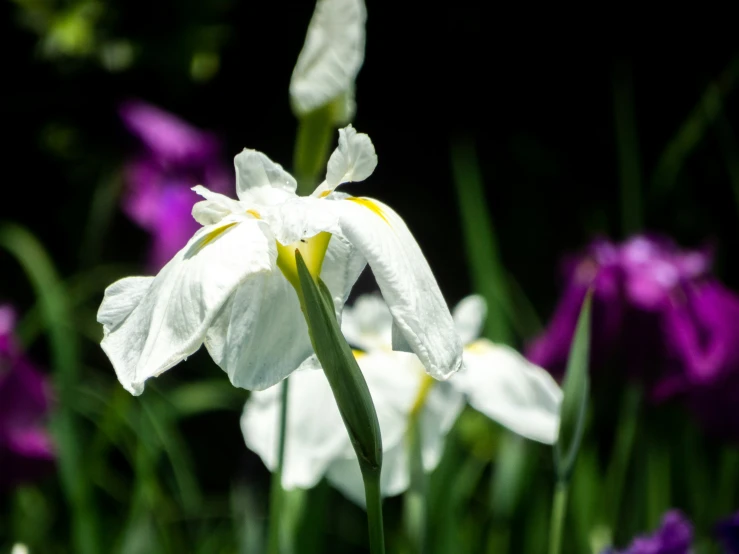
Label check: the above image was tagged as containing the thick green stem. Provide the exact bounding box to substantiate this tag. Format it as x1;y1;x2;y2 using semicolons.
548;480;569;554
267;379;290;554
362;467;387;554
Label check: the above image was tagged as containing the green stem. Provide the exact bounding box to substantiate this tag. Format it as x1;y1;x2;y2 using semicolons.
717;448;739;516
267;379;290;554
294;105;334;195
548;480;569;554
404;414;426;553
362;467;387;554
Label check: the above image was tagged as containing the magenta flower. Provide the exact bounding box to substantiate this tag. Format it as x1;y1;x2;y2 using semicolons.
119;100;232;271
0;306;55;489
603;510;693;554
527;235;712;384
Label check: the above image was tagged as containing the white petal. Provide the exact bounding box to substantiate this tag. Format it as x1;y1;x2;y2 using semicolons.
289;0;366;119
324;125;378;190
320;233;367;314
191;185;244;225
234;149;297;204
261;196;338;245
333;197;464;379
97;276;153;336
241;369;350;490
453;340;562;444
98;217;275;395
453;295;487;345
419;383;465;472
204;270;312;391
340;294;393;351
325;438;409;506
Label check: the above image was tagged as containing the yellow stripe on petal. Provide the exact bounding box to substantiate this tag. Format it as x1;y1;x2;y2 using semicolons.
346;197;390;225
410;373;435;417
246;209;261;219
191;222;238;254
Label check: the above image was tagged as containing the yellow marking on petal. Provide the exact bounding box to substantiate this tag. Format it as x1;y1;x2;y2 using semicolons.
352;349;366;360
410;373;435;417
319;189;332;198
465;339;490;355
346;197;390;225
276;231;333;291
192;222;237;254
246;209;261;219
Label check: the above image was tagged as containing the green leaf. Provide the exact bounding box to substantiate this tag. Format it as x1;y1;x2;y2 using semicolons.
0;222;99;554
554;290;592;481
450;138;512;344
295;250;382;472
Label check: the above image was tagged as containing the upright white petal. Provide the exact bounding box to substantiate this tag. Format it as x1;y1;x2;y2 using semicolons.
324;126;378;190
333;197;464;379
191;185;244;225
242;369;351;490
261;196;339;245
234;149;297;205
453;340;562;444
453;295;487;345
341;294;393;351
98;216;275;395
290;0;366;121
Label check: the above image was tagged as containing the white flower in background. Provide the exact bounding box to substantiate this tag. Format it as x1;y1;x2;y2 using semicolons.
11;545;29;554
242;295;562;505
290;0;366;123
97;126;463;395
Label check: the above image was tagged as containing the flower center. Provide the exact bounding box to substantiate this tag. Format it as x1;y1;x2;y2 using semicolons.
276;231;332;291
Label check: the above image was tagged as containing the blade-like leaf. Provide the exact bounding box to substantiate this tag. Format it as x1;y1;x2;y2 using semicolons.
554;291;592;480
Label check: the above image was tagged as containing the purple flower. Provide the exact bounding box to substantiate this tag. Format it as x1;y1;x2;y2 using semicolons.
119;100;232;271
604;510;693;554
716;511;739;553
0;306;55;489
526;235;713;383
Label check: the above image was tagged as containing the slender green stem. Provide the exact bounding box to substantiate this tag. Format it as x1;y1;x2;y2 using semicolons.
717;448;739;516
404;413;426;553
267;379;290;554
362;467;387;554
548;480;569;554
602;386;641;531
294;105;334;195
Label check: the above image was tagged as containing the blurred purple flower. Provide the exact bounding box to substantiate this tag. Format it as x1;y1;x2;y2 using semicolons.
716;511;739;553
603;510;693;554
527;235;712;383
119;100;232;271
0;306;55;489
527;234;739;437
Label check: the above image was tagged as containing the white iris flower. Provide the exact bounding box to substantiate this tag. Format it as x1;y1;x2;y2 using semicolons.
290;0;366;123
97;126;463;395
242;295;563;505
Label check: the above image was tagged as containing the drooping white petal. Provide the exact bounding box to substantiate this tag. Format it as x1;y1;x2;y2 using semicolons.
241;369;351;490
191;185;245;225
453;295;487;345
98;216;275;395
333;197;464;379
289;0;366;121
98;276;153;335
320;233;367;313
452;340;562;444
340;294;392;351
204;270;312;391
234;149;297;205
324;125;378;190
